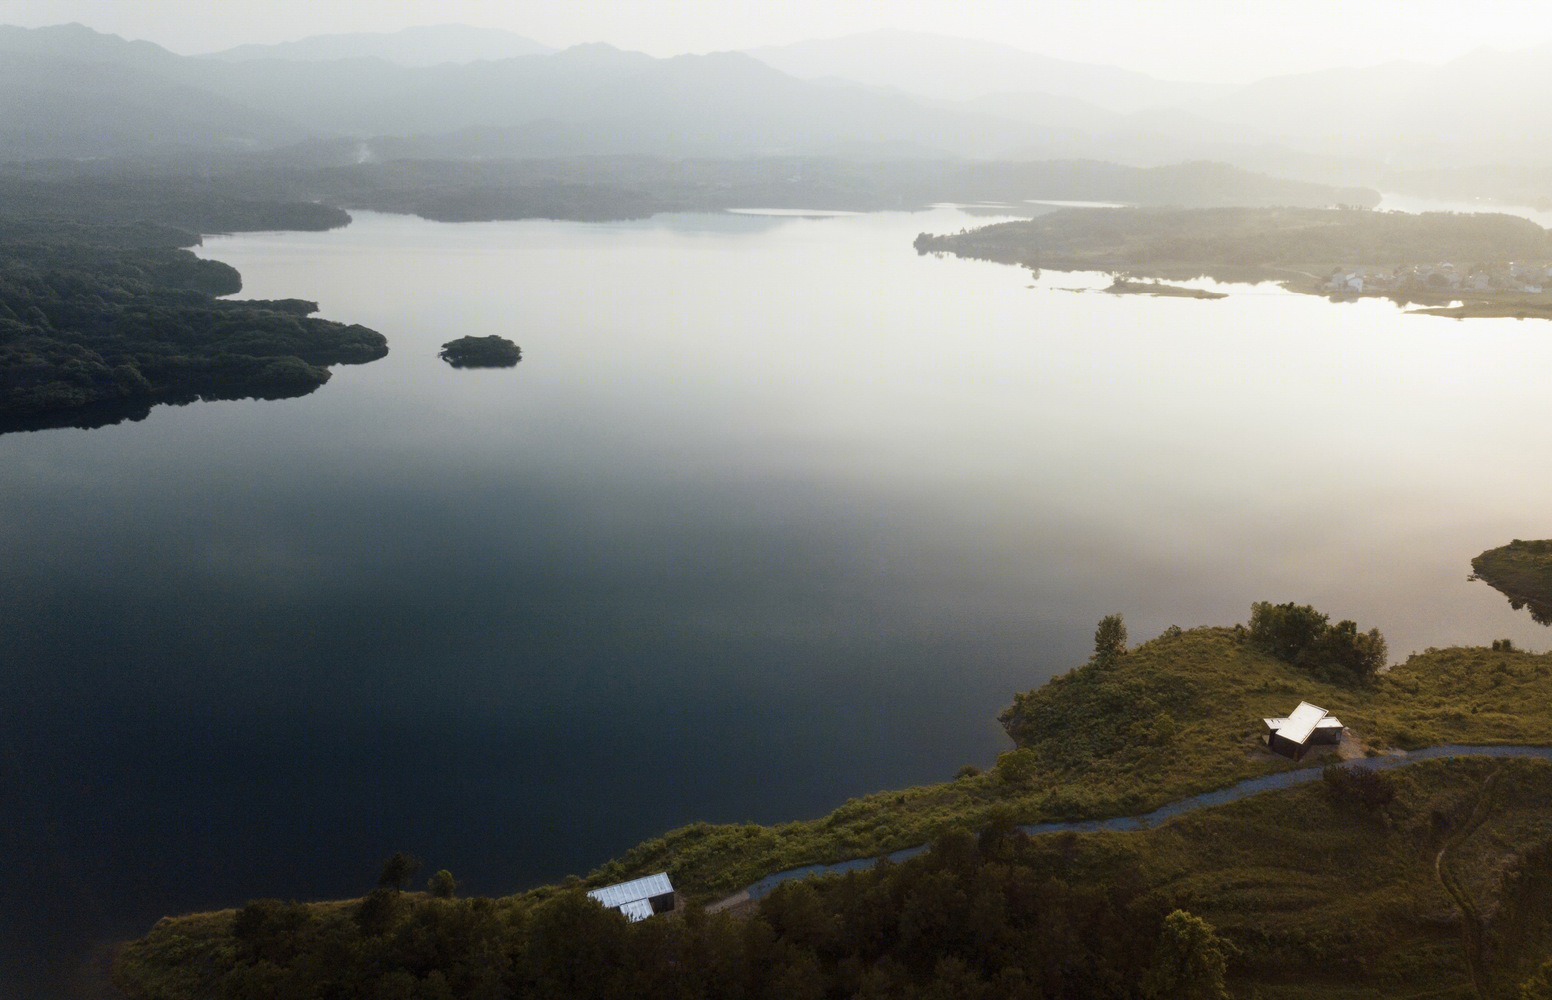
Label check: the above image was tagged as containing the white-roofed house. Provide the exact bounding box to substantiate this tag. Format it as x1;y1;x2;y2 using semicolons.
587;872;677;922
1263;701;1344;759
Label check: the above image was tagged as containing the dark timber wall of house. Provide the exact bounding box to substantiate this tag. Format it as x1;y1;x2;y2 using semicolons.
1268;732;1309;759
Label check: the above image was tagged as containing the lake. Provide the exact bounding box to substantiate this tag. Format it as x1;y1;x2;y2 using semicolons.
3;204;1548;996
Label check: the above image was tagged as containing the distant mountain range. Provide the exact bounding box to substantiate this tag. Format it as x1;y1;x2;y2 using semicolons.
0;22;1549;199
745;29;1227;111
201;24;551;66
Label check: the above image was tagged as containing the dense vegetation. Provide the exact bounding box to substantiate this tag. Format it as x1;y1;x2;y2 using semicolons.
114;756;1552;1000
1472;539;1552;626
914;205;1552;294
308;157;1376;223
600;608;1552;904
0;171;351;233
440;335;522;368
0;177;385;430
1;155;1376;227
1246;601;1387;684
114;602;1552;999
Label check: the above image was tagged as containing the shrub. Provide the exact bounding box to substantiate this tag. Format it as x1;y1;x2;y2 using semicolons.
994;748;1038;786
1248;602;1329;661
1321;765;1395;812
1248;602;1386;684
427;869;458;899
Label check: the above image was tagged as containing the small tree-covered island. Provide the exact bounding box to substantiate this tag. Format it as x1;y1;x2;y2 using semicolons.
115;602;1552;1000
916;206;1552;319
440;335;522;368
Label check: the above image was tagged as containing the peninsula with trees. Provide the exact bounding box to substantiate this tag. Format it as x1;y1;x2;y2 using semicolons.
1473;539;1552;626
114;602;1552;1000
915;206;1552;319
0;182;388;432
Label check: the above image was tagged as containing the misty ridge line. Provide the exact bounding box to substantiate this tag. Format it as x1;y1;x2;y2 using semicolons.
2;19;1552;193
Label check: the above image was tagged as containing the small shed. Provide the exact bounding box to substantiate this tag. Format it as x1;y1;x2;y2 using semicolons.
1263;701;1343;759
587;872;676;922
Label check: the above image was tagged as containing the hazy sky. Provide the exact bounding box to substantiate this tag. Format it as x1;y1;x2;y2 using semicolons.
3;0;1552;82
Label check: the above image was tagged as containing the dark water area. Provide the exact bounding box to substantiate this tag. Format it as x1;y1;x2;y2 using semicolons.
3;207;1549;997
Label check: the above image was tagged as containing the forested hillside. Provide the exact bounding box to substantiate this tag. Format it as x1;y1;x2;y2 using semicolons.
0;181;385;430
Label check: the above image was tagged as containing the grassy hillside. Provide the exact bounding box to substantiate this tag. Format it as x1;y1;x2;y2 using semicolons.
600;624;1552;898
114;613;1552;998
115;757;1552;999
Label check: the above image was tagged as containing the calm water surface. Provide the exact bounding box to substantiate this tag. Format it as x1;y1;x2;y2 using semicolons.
3;206;1549;995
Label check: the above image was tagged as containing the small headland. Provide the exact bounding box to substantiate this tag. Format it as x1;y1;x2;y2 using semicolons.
0;181;386;432
1473;539;1552;625
915;205;1552;320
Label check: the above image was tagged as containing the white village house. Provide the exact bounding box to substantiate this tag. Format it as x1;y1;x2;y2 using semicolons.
587;872;677;922
1263;701;1344;759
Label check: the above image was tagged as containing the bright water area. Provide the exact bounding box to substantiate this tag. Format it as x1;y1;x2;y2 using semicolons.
3;204;1550;994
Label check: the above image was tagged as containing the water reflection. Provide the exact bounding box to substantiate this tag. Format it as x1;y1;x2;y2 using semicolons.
0;384;321;435
4;206;1551;996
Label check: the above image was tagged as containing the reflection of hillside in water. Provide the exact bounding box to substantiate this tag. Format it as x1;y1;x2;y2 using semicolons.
1506;595;1552;627
0;385;319;436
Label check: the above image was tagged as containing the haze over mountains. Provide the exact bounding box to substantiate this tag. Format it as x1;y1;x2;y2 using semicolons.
745;29;1228;110
202;24;552;66
1;21;1549;200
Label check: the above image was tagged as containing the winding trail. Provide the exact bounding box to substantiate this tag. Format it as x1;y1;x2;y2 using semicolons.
710;744;1552;910
1434;768;1506;1000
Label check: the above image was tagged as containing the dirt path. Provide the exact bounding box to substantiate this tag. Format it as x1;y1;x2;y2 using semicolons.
1433;770;1504;1000
699;745;1552;913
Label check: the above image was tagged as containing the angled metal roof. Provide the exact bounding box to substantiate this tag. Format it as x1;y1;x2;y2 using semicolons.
1276;701;1328;745
1264;716;1343;730
616;899;656;922
588;872;674;910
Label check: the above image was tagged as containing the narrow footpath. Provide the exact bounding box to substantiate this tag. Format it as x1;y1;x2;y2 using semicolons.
709;744;1552;911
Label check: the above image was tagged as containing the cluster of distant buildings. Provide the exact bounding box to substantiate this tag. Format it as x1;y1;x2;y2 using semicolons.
1324;261;1552;294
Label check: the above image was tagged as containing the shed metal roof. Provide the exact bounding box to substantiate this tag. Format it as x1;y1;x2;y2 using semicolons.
1264;716;1343;730
588;872;674;910
1277;701;1328;745
617;899;655;922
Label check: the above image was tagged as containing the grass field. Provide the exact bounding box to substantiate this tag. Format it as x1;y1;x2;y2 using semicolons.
595;624;1552;899
116;755;1552;1000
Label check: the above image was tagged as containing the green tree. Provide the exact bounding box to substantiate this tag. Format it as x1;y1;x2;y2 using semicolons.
427;869;459;899
1522;956;1552;1000
1303;619;1387;683
1094;613;1128;660
1248;601;1386;684
1142;910;1232;1000
994;747;1038;786
356;886;405;936
1322;764;1395;811
378;852;421;892
525;890;631;1000
1248;601;1328;661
